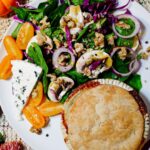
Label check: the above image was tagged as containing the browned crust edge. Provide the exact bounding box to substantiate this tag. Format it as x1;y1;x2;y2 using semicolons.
67;80;100;101
61;79;150;150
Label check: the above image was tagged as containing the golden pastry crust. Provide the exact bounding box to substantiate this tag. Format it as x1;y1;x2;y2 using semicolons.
64;84;145;150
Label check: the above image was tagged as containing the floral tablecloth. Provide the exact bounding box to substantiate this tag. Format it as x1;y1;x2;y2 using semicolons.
0;0;150;149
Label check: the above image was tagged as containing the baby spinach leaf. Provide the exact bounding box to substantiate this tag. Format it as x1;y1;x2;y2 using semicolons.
38;2;49;9
52;28;65;40
77;26;89;41
0;132;5;144
54;69;89;86
100;70;118;79
11;23;23;39
116;37;134;48
64;0;71;5
126;74;142;92
44;0;58;16
100;70;142;91
115;18;135;36
28;43;49;93
60;90;72;103
137;53;142;60
42;28;53;37
12;7;28;20
90;0;105;3
113;54;130;74
48;4;68;27
71;0;83;5
28;46;40;66
66;70;89;85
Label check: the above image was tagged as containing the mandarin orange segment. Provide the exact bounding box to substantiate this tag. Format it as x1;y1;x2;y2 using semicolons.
38;101;64;117
3;36;23;60
28;82;44;107
23;105;46;129
16;22;34;50
0;55;14;80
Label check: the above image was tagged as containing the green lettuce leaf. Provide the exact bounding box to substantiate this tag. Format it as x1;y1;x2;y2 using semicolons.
28;43;49;93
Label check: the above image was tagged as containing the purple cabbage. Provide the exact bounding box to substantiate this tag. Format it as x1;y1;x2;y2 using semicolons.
65;26;74;53
13;15;40;31
13;15;24;23
30;22;40;31
83;0;90;6
82;0;118;14
16;1;35;9
125;9;132;15
107;14;118;24
23;52;34;62
89;60;102;71
82;0;119;22
60;0;65;4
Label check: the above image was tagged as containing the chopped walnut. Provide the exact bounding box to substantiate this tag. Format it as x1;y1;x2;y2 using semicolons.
72;34;76;39
115;21;130;29
53;38;61;49
83;67;91;76
67;21;76;28
36;31;53;50
118;47;127;60
74;43;84;53
56;78;64;85
46;37;53;50
60;16;75;29
58;54;70;66
40;16;50;30
140;52;149;60
60;17;67;27
30;127;42;135
63;16;72;22
83;12;93;24
108;36;115;46
78;23;84;29
146;46;150;53
31;89;38;98
31;19;37;25
64;42;68;48
36;31;47;46
60;15;84;32
94;33;104;48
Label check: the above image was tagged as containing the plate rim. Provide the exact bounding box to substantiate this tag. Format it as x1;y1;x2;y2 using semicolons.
0;1;150;149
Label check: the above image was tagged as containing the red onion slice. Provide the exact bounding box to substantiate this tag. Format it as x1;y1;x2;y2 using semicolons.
129;59;141;73
110;47;136;59
111;47;140;77
52;47;75;72
112;14;141;38
115;0;131;10
16;1;35;9
112;59;140;77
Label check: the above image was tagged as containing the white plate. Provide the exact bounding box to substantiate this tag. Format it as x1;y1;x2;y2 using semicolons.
0;0;150;150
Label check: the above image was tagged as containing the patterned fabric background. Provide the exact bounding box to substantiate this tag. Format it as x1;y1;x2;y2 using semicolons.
0;0;150;149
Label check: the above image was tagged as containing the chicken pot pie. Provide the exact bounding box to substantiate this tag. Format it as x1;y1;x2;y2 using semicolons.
62;79;149;150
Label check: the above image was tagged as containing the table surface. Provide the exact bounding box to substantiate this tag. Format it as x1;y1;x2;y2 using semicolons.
0;0;150;149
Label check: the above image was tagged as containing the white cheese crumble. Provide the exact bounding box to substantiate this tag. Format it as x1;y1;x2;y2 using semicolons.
11;60;42;120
